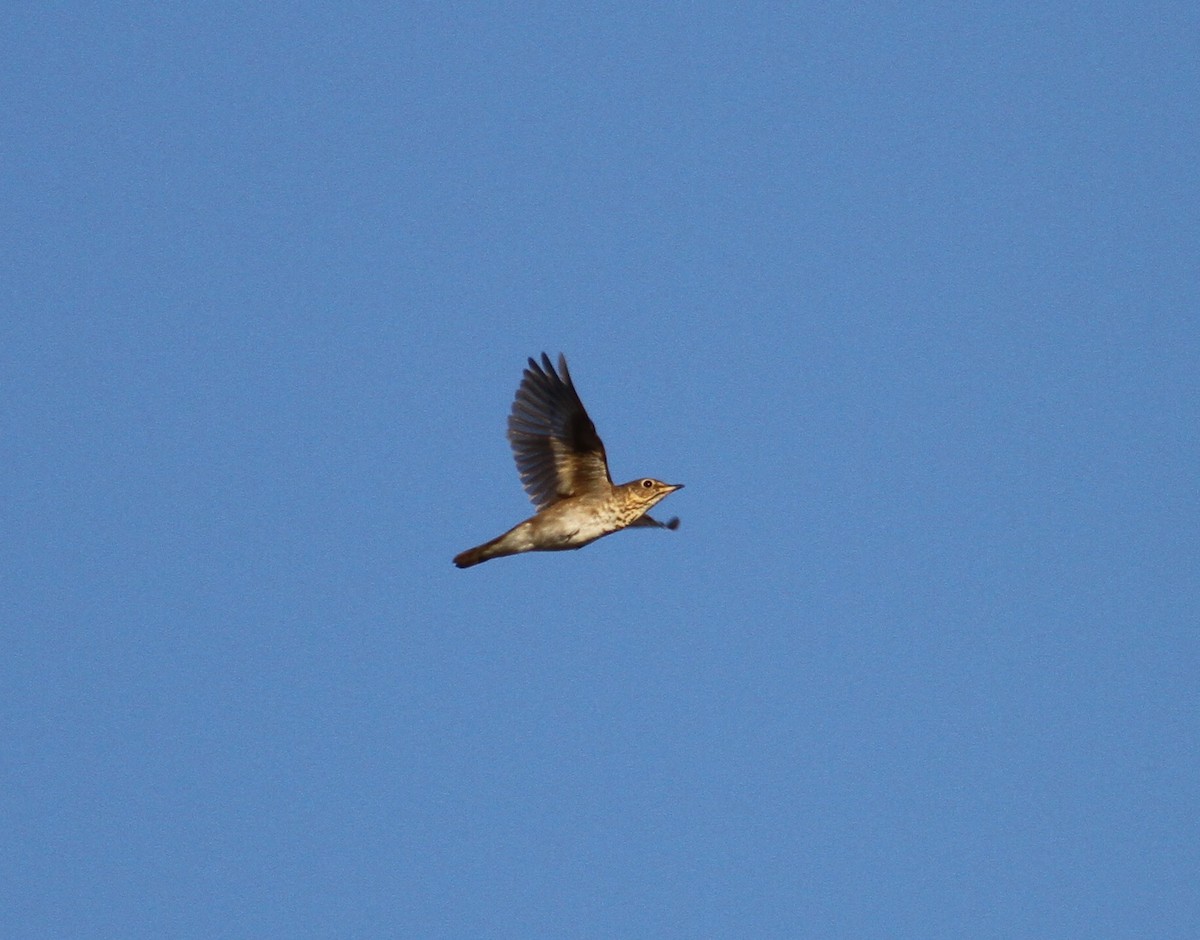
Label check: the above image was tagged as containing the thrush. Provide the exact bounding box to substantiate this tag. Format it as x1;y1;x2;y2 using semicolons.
453;353;683;569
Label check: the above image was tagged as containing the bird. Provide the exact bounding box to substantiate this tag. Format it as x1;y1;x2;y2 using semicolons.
453;353;683;569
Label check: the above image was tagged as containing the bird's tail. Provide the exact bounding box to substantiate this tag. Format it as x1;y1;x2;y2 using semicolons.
453;534;509;569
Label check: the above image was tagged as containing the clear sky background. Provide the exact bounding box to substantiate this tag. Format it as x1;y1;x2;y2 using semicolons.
3;4;1197;937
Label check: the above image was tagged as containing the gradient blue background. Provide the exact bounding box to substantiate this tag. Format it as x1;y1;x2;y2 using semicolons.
4;4;1197;937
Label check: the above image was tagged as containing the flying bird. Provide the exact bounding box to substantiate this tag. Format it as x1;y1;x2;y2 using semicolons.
454;353;683;569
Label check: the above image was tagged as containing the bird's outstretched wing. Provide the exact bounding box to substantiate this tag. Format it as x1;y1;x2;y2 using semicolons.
629;514;680;530
507;353;612;509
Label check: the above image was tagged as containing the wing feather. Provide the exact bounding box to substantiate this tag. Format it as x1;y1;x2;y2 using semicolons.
506;353;612;509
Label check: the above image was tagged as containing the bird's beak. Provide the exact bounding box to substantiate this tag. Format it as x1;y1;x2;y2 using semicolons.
668;483;684;492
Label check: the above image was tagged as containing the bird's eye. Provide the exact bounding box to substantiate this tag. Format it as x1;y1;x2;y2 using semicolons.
642;479;654;488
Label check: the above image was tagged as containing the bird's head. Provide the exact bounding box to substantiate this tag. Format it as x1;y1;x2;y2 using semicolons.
621;478;684;511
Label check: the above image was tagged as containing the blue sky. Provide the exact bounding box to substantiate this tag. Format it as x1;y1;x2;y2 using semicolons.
3;4;1197;937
